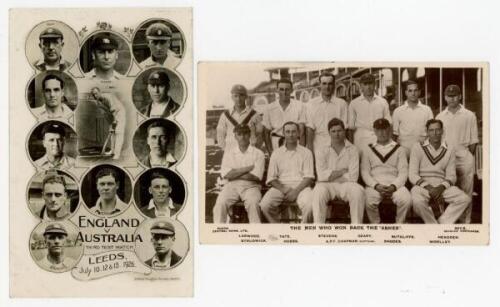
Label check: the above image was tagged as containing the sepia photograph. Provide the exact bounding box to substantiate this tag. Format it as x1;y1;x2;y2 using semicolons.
133;118;186;168
27;120;77;171
27;169;79;221
75;82;137;164
10;7;193;298
29;220;83;273
132;67;186;118
133;167;186;218
132;18;185;70
26;70;78;120
134;217;189;270
25;19;79;72
79;31;132;80
80;164;132;217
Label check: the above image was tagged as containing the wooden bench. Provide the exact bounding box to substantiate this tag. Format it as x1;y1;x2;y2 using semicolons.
228;199;424;224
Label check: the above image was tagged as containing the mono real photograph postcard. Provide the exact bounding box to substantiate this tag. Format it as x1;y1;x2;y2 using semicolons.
9;7;193;297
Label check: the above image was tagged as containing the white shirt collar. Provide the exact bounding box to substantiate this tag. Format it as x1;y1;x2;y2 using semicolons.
374;140;397;149
444;104;464;114
283;144;299;152
35;56;67;67
423;139;448;149
231;106;252;116
403;100;424;109
94;196;128;214
330;140;354;153
149;152;177;166
231;144;254;155
151;250;172;268
361;94;380;102
147;198;176;210
87;69;124;80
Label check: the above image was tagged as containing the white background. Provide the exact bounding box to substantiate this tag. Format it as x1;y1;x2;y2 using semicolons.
2;0;499;306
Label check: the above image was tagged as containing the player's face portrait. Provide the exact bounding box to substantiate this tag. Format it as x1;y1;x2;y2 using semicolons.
319;75;335;97
148;39;171;59
445;94;461;109
231;93;247;109
148;84;167;103
374;127;392;144
45;233;66;256
147;127;168;156
277;82;292;102
149;177;172;204
405;83;421;103
329;124;346;143
234;131;250;147
39;38;64;63
427;122;443;143
96;174;118;201
43;78;63;108
360;82;375;97
43;182;67;213
93;48;118;71
43;132;64;157
151;233;175;255
283;123;298;144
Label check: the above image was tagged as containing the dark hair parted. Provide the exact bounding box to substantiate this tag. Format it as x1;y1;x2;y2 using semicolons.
282;121;299;134
42;74;65;90
426;119;443;130
95;167;119;183
150;171;169;184
405;80;419;90
327;118;345;131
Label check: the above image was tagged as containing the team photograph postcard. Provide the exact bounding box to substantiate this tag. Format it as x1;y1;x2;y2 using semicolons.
199;62;489;245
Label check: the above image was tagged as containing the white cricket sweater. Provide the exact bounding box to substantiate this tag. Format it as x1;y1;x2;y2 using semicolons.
361;142;408;188
409;140;457;188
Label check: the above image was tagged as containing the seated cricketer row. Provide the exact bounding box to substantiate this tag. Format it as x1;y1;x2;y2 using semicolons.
216;74;478;223
213;117;470;224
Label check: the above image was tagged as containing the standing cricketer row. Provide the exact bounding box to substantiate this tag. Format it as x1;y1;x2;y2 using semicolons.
214;72;478;224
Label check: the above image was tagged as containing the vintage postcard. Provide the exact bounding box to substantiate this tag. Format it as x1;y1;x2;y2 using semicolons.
199;62;489;245
10;8;193;297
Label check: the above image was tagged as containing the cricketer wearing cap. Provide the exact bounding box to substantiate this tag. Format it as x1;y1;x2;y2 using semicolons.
140;70;181;118
216;84;260;150
140;120;177;168
259;122;314;223
305;72;349;154
33;27;72;71
34;122;75;171
409;119;470;224
32;74;73;120
84;33;125;80
311;118;365;223
213;125;265;223
145;220;182;269
38;172;71;220
38;223;74;272
361;119;411;223
90;87;125;159
348;73;391;151
140;22;181;69
436;84;478;223
141;172;182;218
91;168;128;216
392;80;434;155
262;79;306;153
